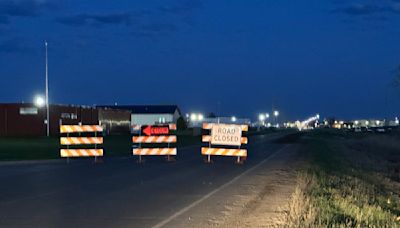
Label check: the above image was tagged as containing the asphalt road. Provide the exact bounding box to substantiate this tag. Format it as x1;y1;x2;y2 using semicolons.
0;134;287;228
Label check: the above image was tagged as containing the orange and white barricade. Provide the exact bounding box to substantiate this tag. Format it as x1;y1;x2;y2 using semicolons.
132;124;177;163
59;124;103;162
202;123;248;164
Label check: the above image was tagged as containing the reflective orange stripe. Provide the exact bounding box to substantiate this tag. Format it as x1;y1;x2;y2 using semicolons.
60;137;103;145
201;147;247;157
60;149;103;157
60;125;103;133
132;136;177;143
132;148;177;155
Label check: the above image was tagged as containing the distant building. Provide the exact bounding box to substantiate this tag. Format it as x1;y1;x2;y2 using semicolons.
98;105;182;127
353;119;398;128
0;103;131;136
188;117;251;128
329;119;399;129
98;108;131;135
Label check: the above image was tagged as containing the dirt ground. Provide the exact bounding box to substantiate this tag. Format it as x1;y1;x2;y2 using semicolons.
169;131;400;227
171;144;304;228
210;145;304;228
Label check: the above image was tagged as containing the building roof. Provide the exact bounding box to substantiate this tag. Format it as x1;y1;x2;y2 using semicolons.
97;105;181;115
0;103;95;109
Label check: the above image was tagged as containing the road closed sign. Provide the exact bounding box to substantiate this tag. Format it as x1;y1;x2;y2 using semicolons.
211;124;242;146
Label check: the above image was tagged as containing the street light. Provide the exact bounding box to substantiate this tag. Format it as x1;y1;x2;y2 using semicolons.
34;95;45;108
45;41;49;137
273;110;279;125
190;113;204;122
265;113;270;119
231;116;236;122
198;114;204;121
258;114;265;127
190;113;197;122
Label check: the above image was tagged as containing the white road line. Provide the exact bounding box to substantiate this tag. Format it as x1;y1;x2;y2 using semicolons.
151;144;291;228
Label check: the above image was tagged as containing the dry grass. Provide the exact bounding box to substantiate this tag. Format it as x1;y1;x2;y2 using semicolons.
282;174;317;227
283;174;399;227
281;131;400;227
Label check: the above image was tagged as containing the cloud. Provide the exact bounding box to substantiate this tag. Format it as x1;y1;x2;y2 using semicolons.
55;1;204;38
388;3;400;13
0;16;10;24
0;38;32;53
334;2;400;16
0;0;54;24
157;0;203;27
56;13;131;27
139;23;177;32
131;22;178;37
158;0;203;15
334;4;384;16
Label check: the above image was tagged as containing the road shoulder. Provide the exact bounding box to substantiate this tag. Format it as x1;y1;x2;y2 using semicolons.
163;144;304;227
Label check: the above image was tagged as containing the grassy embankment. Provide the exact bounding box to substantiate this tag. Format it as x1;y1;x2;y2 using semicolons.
284;129;400;227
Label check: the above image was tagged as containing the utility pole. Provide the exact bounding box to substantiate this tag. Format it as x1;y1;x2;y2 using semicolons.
45;41;50;137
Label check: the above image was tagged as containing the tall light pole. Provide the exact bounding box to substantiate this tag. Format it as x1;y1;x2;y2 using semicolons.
274;110;279;126
45;41;50;137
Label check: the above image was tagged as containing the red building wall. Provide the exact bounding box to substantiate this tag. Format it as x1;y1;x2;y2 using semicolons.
0;104;100;137
0;104;46;136
50;105;98;135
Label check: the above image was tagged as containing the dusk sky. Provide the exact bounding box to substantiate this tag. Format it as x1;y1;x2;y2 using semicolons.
1;0;400;120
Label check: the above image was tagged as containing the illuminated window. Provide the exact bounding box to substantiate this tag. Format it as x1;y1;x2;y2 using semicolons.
61;113;78;119
19;107;38;115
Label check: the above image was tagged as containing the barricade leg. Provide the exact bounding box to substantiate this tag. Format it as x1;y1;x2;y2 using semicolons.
235;156;244;165
166;155;175;162
205;155;212;164
138;155;144;163
93;156;103;164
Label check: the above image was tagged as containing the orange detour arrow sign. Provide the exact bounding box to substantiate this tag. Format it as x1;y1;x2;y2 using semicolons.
142;125;170;136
